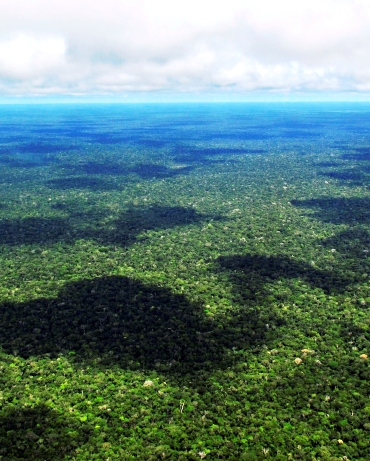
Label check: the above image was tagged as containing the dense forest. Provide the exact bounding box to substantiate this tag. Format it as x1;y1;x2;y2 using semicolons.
0;104;369;460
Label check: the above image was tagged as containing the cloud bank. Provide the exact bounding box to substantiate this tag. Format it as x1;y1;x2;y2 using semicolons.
0;0;370;100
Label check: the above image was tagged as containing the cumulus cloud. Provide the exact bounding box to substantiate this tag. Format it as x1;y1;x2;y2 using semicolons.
0;35;66;80
0;0;369;98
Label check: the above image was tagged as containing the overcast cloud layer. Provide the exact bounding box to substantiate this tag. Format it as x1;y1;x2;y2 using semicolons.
1;0;370;100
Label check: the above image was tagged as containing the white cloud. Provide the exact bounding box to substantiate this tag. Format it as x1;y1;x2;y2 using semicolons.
0;35;66;80
0;0;369;98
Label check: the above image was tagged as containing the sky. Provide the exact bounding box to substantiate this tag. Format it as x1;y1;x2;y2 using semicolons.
0;0;370;103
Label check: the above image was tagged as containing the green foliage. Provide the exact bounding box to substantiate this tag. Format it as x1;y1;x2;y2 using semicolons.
1;109;370;459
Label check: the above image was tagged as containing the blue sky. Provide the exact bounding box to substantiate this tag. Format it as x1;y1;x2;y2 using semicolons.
0;0;370;103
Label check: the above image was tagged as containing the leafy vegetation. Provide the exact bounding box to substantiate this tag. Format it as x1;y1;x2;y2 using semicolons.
0;103;369;460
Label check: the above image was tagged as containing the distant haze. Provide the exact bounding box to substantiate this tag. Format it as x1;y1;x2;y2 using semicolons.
1;0;370;102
